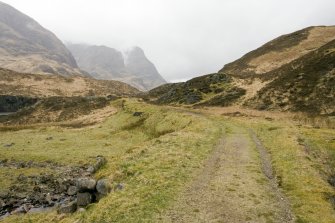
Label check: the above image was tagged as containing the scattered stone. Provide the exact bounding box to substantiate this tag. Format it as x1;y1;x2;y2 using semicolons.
133;112;143;117
328;175;335;187
96;179;111;195
57;201;77;214
0;212;9;220
94;156;107;171
77;207;86;213
77;192;93;207
87;156;107;174
11;206;26;215
76;178;96;192
46;193;53;204
67;186;77;196
17;174;27;182
0;199;4;209
115;183;124;190
46;137;53;140
3;143;14;148
23;204;32;213
29;206;55;214
87;165;95;173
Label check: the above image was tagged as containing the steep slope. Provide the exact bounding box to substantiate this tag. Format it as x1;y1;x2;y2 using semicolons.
147;26;335;115
0;1;81;76
220;26;335;79
67;44;126;79
245;39;335;115
125;47;167;90
0;67;139;97
67;44;166;91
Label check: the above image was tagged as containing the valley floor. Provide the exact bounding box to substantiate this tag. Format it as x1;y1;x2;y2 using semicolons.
159;123;293;223
0;100;335;223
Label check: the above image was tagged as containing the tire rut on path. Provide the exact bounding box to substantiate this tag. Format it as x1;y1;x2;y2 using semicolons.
158;123;295;223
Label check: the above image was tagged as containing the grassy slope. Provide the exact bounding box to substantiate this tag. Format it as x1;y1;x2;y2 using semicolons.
0;67;140;97
235;117;335;223
0;100;222;223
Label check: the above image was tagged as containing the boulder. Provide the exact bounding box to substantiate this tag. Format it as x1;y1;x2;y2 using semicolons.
96;179;111;195
67;186;77;196
76;178;96;192
11;206;26;215
133;112;143;116
77;192;93;207
87;156;106;174
57;201;77;214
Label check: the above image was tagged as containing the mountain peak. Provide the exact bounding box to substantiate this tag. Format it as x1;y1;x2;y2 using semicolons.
68;44;167;91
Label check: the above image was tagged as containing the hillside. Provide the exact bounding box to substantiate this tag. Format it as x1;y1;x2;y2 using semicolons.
0;1;82;76
147;26;335;115
67;44;167;91
0;67;139;97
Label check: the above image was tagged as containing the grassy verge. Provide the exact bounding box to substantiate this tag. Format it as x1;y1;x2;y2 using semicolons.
1;99;222;222
236;117;335;223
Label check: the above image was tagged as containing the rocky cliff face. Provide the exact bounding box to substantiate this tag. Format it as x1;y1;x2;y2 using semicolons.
67;44;166;91
124;47;167;90
0;1;81;76
147;26;335;115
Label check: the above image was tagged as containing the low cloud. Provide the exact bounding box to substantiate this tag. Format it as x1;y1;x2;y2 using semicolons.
3;0;335;81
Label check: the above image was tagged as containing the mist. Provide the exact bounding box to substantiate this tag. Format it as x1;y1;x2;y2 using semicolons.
2;0;335;82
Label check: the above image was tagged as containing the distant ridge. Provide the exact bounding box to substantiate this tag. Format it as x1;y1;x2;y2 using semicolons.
67;44;167;91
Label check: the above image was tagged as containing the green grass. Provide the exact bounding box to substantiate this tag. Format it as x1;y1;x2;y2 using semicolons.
2;100;335;222
0;99;223;222
238;117;335;223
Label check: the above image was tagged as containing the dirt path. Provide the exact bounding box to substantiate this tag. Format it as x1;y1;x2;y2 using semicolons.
158;123;294;223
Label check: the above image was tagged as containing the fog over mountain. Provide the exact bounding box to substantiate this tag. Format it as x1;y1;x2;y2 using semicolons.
1;0;335;82
67;44;166;90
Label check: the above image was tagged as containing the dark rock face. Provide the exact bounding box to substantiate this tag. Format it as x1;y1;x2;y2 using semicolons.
0;2;81;76
0;95;38;112
67;44;166;91
149;73;235;105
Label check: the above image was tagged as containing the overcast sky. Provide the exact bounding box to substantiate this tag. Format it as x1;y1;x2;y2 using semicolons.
2;0;335;82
